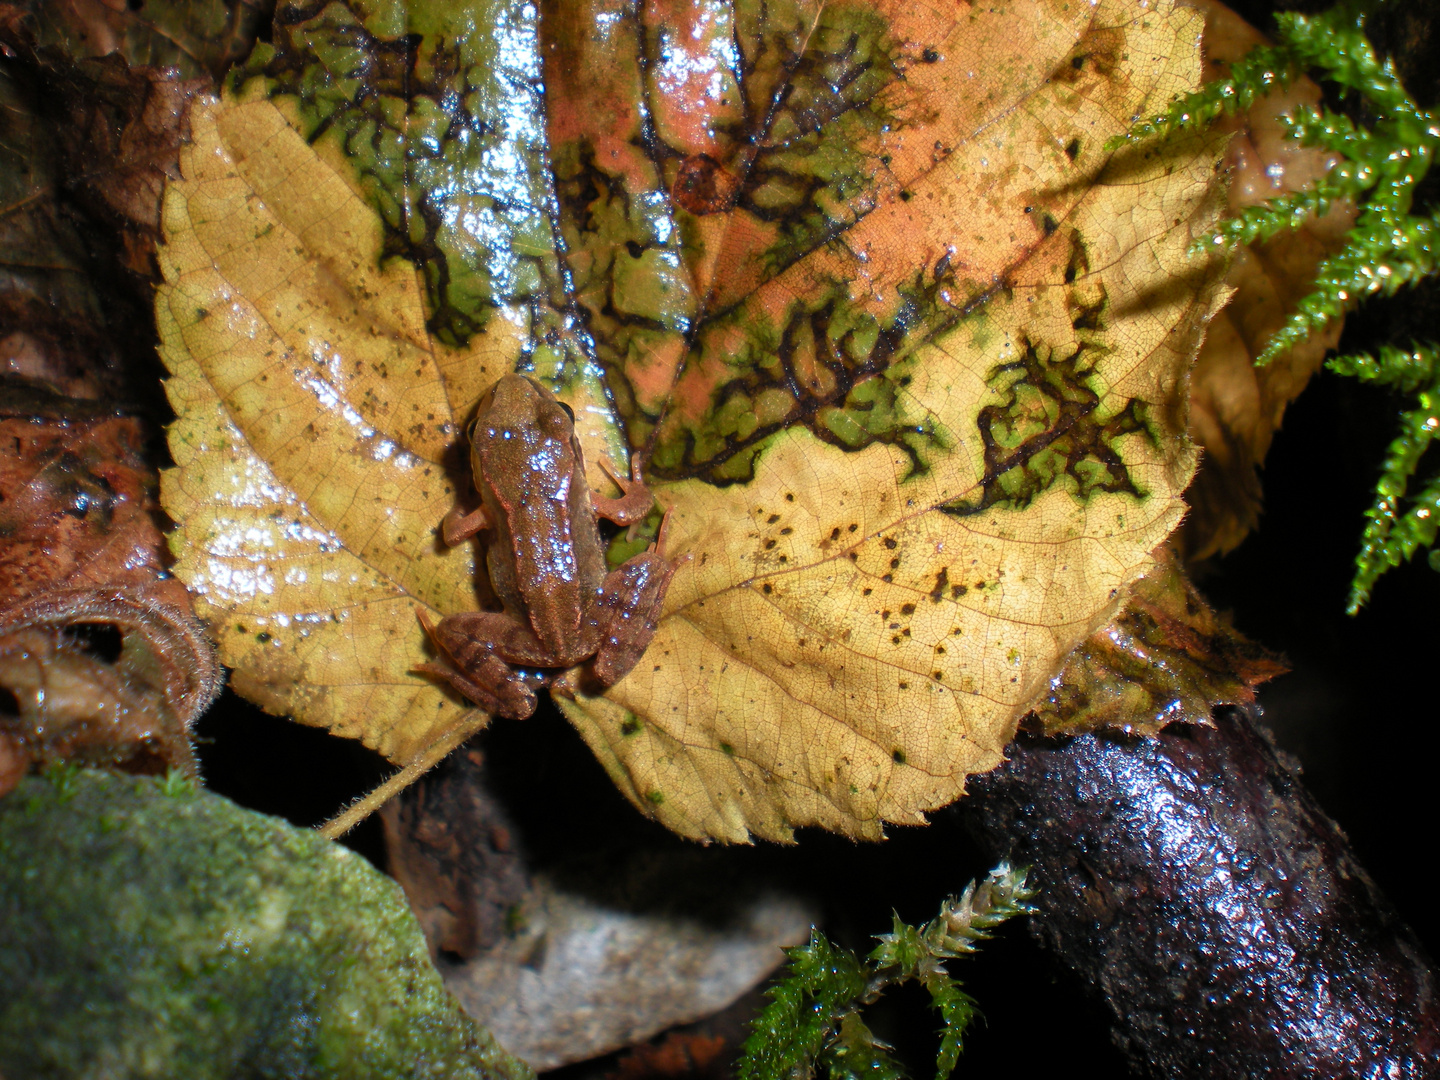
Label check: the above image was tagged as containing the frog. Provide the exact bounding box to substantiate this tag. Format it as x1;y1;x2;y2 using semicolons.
417;374;682;719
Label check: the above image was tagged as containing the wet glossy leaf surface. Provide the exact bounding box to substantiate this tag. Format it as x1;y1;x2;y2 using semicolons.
158;0;1229;839
159;89;504;761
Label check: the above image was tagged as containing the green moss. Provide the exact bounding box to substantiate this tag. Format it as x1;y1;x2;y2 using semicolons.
1113;0;1440;610
738;863;1035;1080
0;770;534;1080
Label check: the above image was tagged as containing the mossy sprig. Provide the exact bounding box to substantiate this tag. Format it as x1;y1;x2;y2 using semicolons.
737;862;1036;1080
1112;0;1440;609
1328;343;1440;611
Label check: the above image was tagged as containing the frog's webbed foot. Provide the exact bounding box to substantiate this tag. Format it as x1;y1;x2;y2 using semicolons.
592;456;655;527
416;609;537;719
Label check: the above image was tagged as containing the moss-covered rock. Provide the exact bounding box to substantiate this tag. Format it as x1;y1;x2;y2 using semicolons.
0;768;535;1080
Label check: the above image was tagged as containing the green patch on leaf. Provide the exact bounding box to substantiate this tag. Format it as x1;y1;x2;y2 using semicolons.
945;341;1154;517
235;0;564;349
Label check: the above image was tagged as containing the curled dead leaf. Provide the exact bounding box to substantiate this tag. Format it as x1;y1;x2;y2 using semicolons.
1028;546;1286;738
0;388;220;783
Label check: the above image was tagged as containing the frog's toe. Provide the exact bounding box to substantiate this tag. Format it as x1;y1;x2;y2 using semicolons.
416;660;537;720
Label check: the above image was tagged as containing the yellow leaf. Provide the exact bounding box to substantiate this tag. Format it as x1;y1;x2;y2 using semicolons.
157;0;1228;841
562;220;1223;841
547;0;1230;841
158;85;510;761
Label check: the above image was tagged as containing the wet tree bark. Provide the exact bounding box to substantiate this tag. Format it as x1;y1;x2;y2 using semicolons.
957;706;1440;1078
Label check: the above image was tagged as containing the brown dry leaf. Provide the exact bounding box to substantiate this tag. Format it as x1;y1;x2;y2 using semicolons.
382;750;812;1069
607;1033;729;1080
0;13;220;791
0;385;221;782
1179;0;1358;560
157;0;1228;841
0;15;206;399
15;0;270;83
35;53;207;279
1027;545;1285;738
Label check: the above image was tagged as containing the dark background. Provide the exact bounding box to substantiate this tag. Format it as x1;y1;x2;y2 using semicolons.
190;0;1440;1074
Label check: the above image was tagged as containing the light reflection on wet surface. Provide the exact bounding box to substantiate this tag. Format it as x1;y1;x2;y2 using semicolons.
968;711;1439;1072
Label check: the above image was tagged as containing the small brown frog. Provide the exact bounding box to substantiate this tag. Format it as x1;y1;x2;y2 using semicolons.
419;374;681;719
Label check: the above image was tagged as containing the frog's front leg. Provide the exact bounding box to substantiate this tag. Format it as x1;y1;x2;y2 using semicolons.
417;610;557;719
592;457;655;526
441;503;493;547
591;516;686;686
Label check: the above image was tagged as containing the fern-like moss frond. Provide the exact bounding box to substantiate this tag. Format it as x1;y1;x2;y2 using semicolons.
739;932;867;1080
738;863;1035;1080
1328;344;1440;612
1105;43;1300;148
1117;0;1440;609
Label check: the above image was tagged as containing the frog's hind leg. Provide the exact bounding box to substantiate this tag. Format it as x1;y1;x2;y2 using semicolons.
592;514;688;686
416;609;538;719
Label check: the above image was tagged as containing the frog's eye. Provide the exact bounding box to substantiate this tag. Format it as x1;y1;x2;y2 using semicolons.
557;400;575;423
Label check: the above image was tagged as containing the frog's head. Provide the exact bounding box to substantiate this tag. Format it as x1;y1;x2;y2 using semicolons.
471;374;576;447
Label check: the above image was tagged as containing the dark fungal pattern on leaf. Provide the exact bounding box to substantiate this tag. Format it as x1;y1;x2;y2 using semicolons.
232;0;1129;497
944;340;1156;518
235;0;567;348
541;0;1027;484
644;281;960;484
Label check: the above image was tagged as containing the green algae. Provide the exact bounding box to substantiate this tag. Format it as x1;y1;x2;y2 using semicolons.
0;769;535;1080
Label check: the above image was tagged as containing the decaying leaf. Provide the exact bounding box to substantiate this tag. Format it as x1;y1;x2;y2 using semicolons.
0;6;216;284
1179;0;1358;561
607;1033;730;1080
0;385;221;783
1027;545;1285;738
157;0;1228;840
1;35;218;786
383;749;813;1069
12;0;271;84
26;51;205;279
0;55;134;401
